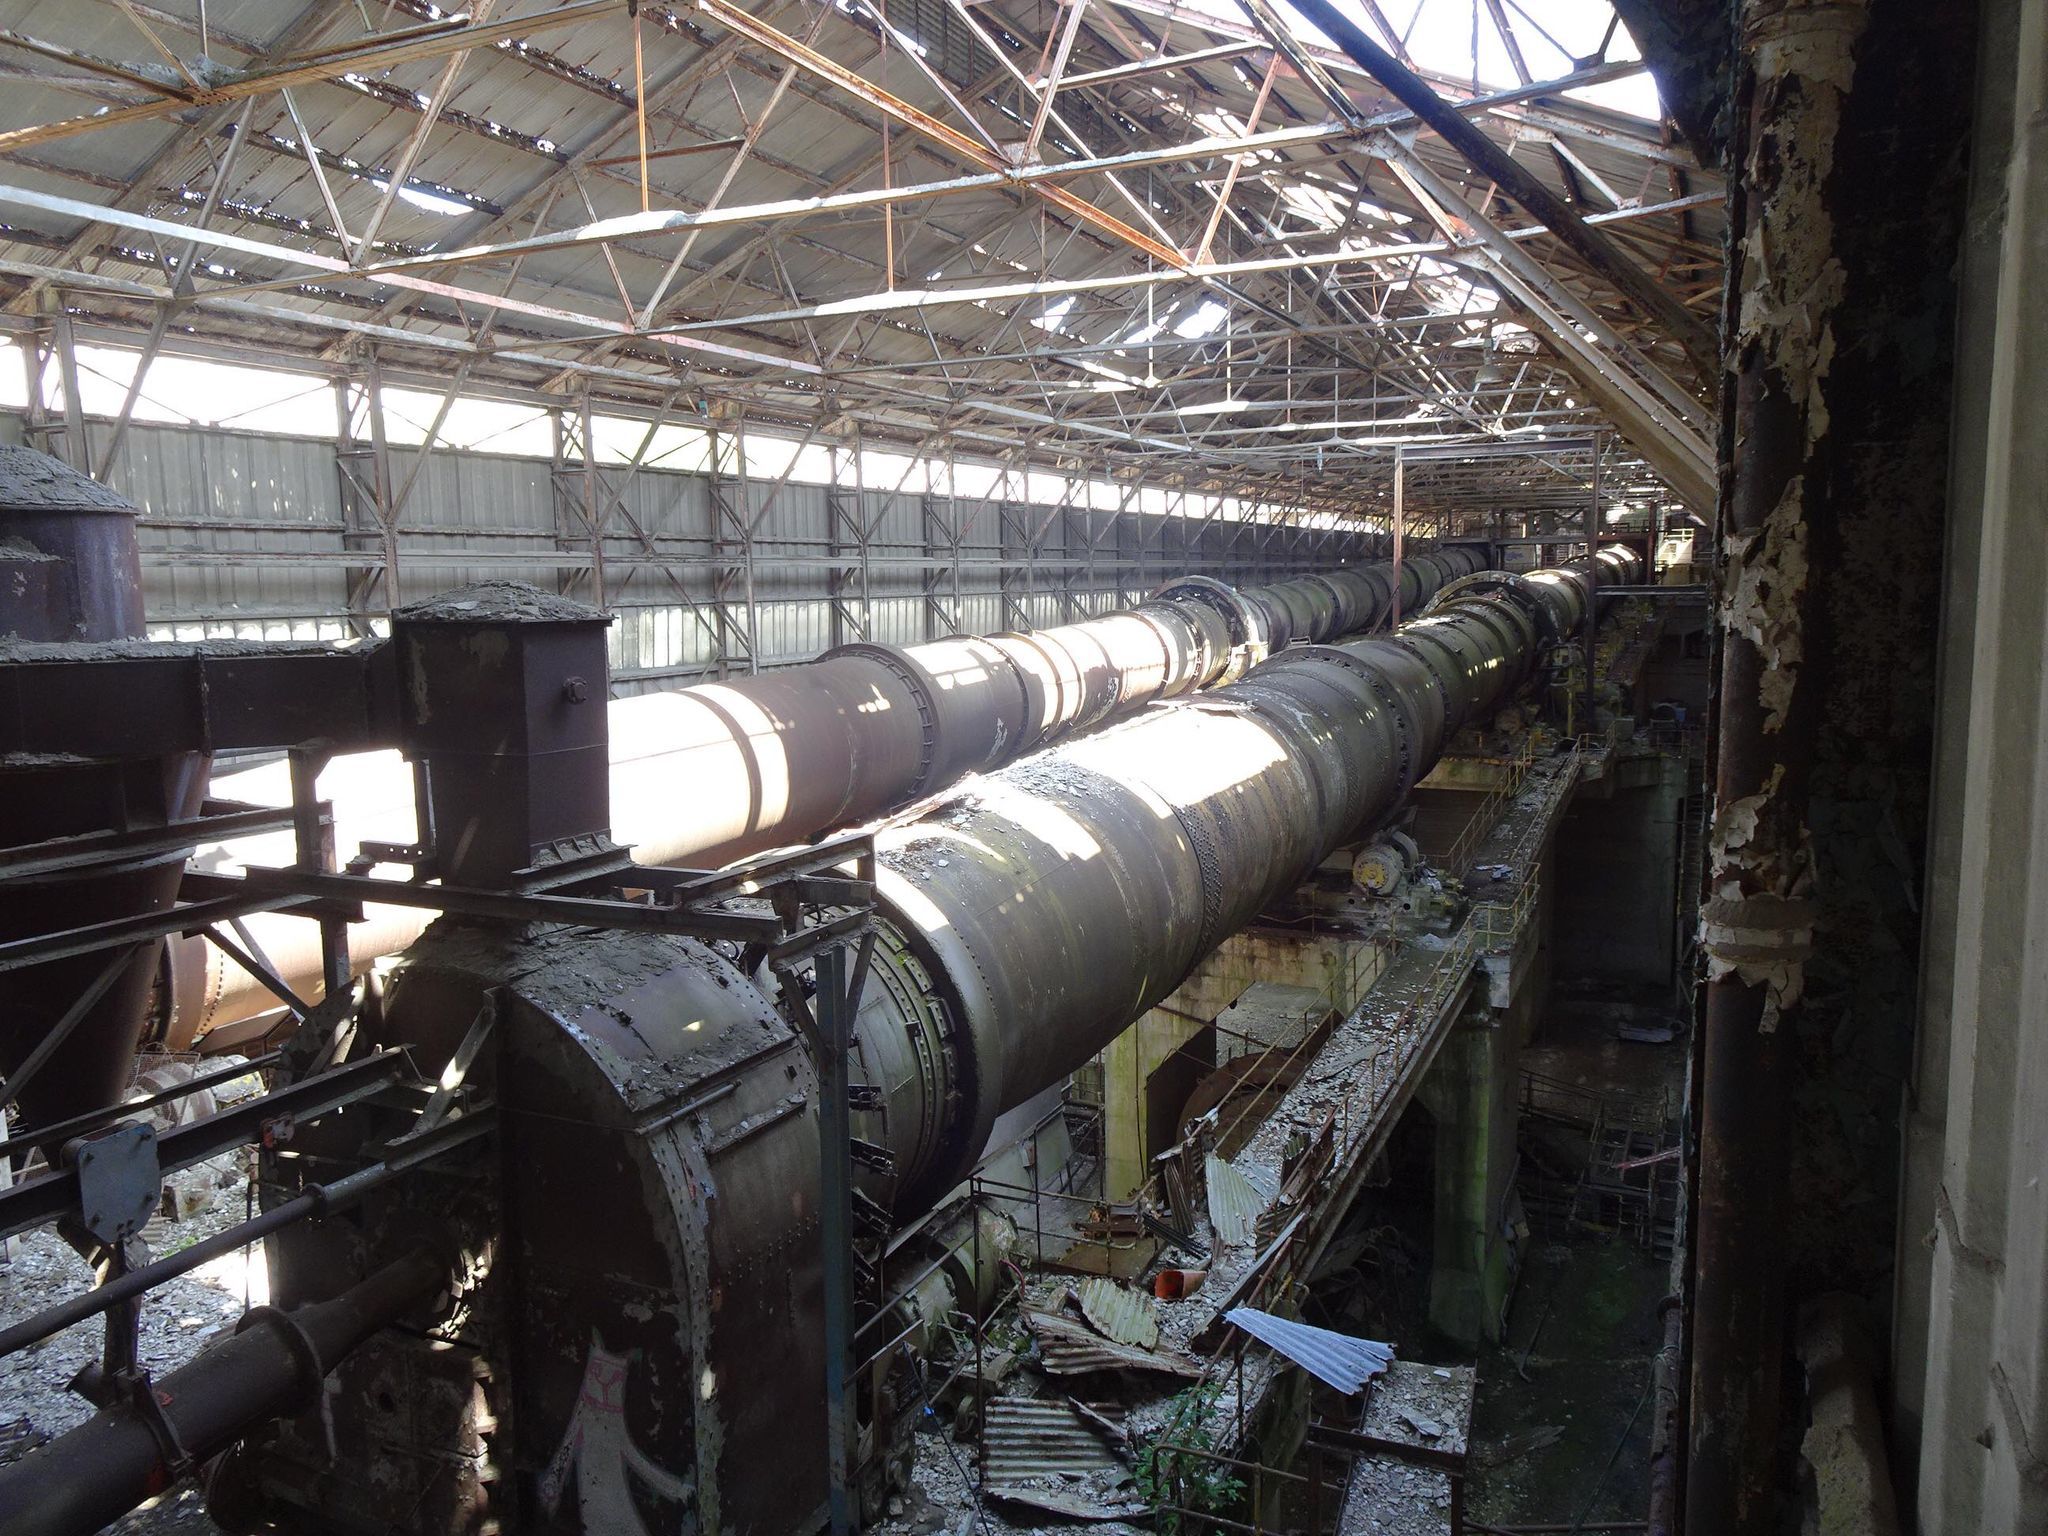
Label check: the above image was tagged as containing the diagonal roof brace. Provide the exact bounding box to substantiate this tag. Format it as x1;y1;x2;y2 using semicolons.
1282;0;1720;382
693;0;1190;271
1232;0;1368;127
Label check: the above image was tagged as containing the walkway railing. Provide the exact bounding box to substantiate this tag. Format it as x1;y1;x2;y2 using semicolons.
1442;738;1539;877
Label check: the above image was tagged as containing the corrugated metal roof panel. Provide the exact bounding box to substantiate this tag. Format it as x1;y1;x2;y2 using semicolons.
982;1397;1125;1483
1076;1276;1160;1350
1025;1310;1204;1379
0;1;1720;523
1224;1308;1394;1395
1206;1153;1273;1249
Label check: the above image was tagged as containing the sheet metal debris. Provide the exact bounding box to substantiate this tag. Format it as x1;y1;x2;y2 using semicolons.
984;1484;1150;1522
1206;1153;1274;1248
1141;1203;1206;1260
1076;1276;1160;1349
1025;1309;1205;1379
1225;1307;1394;1394
983;1396;1126;1483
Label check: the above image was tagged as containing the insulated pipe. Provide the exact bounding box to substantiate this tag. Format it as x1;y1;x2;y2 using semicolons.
0;1250;445;1536
851;546;1639;1214
178;550;1483;1046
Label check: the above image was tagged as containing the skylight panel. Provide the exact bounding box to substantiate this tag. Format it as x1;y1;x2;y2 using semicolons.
1173;297;1230;339
1033;295;1077;334
376;180;472;217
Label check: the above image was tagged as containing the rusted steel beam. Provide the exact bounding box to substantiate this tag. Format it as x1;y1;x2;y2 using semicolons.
1687;2;1866;1533
693;0;1190;271
1061;39;1264;87
1283;0;1721;381
0;27;194;98
0;1;623;155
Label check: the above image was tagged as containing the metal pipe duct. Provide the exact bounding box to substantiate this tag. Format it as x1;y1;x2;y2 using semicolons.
0;1251;446;1536
177;550;1485;1046
32;545;1623;1536
850;545;1633;1212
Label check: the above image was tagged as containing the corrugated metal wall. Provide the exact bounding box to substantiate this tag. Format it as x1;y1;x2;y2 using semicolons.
25;415;1377;697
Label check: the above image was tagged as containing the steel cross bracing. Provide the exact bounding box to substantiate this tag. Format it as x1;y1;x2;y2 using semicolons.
0;0;1720;529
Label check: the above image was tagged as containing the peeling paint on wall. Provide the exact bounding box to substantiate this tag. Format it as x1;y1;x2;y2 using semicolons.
1703;763;1818;1029
1706;0;1868;1038
1735;4;1863;451
1722;475;1811;734
1700;890;1815;1030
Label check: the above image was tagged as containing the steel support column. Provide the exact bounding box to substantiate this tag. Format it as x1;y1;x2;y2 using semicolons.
707;422;758;676
997;496;1029;633
826;439;868;650
52;310;89;476
813;940;858;1536
1585;434;1602;733
1686;3;1862;1532
1392;443;1406;626
333;374;386;635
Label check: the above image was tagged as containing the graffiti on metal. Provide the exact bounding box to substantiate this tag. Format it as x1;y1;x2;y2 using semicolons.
540;1337;695;1536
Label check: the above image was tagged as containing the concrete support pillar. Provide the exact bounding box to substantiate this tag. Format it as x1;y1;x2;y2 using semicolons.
1890;0;2013;1479
1907;1;2048;1527
1554;765;1685;989
1101;1009;1205;1201
1423;1002;1519;1348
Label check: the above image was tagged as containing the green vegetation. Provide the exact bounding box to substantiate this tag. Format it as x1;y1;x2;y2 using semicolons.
1134;1382;1245;1533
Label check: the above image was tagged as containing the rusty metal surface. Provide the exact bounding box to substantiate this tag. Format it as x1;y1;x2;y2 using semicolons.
223;917;831;1536
1224;1308;1393;1395
0;452;210;1126
4;539;1646;1535
1687;5;1858;1533
981;1396;1126;1484
390;584;615;887
1207;1154;1275;1250
0;446;144;644
185;552;1448;1038
1075;1276;1160;1350
851;546;1640;1215
0;643;395;759
0;1250;446;1536
1024;1309;1204;1379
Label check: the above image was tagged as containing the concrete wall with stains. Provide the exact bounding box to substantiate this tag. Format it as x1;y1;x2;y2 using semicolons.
1890;0;2048;1527
1101;928;1392;1199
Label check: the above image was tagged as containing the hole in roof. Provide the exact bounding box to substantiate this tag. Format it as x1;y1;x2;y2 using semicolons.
1250;0;1664;121
1033;296;1076;334
374;179;472;217
1172;298;1229;339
